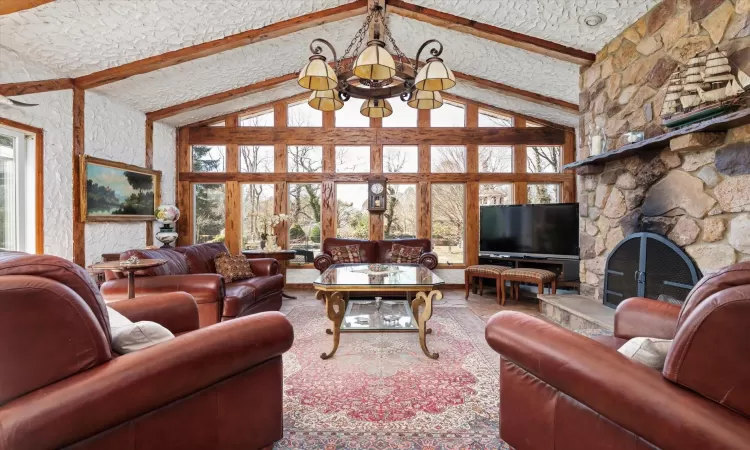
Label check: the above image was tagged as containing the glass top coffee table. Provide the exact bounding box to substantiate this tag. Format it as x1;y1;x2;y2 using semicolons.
313;264;445;360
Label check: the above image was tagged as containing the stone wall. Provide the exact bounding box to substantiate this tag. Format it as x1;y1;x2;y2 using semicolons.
578;0;750;300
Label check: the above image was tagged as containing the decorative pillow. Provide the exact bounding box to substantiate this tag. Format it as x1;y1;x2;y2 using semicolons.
214;252;255;283
391;244;422;264
617;337;673;370
107;307;174;354
330;244;362;264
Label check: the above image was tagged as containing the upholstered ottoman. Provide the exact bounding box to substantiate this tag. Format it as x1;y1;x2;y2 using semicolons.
465;265;510;304
500;268;557;306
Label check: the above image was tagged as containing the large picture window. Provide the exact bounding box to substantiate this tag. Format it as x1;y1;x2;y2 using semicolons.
384;184;417;239
335;146;370;173
192;145;225;172
383;146;418;173
479;146;512;173
431;184;465;264
527;146;561;173
240;145;274;173
0;128;25;251
193;183;225;244
336;183;368;239
288;183;321;257
288;145;322;172
431;146;466;173
241;184;274;250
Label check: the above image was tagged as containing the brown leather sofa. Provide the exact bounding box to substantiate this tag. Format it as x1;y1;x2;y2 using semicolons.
0;251;294;450
313;238;438;272
485;262;750;450
101;243;283;328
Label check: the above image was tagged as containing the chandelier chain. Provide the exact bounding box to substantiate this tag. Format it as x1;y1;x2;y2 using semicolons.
377;10;409;72
338;12;373;73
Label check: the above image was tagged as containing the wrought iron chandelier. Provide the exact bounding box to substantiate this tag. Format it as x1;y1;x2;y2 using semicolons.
298;1;455;118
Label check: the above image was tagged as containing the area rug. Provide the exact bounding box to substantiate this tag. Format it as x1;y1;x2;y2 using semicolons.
276;305;510;450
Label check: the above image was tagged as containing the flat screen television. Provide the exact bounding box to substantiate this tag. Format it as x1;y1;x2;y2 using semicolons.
480;203;579;259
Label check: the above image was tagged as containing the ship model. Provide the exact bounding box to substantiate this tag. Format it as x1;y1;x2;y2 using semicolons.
661;49;749;129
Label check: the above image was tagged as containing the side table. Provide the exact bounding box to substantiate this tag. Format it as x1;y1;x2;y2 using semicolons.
242;250;297;299
90;259;167;299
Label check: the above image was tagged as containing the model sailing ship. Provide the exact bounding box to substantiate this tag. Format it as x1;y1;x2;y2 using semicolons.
661;49;749;128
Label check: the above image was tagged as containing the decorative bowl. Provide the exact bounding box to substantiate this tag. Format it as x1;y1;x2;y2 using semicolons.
368;264;389;272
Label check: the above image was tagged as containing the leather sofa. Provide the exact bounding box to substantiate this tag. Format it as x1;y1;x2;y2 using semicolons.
485;262;750;450
0;251;294;450
313;238;438;272
101;243;283;328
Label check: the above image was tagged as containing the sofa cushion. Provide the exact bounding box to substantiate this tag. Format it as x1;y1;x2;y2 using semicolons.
618;337;672;370
214;252;254;283
179;242;230;274
376;239;431;262
121;248;189;276
330;244;362;264
323;238;378;262
390;243;422;263
107;306;174;354
223;275;284;317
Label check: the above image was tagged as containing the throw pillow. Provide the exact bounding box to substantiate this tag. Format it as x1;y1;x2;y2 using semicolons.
214;252;255;283
107;306;174;354
391;243;422;264
330;244;362;264
617;337;673;370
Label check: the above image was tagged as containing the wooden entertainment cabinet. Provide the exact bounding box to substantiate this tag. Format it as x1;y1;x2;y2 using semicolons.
478;254;580;291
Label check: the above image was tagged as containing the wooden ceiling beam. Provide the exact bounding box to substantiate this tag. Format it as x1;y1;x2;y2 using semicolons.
0;0;54;15
0;78;74;96
387;0;594;66
74;1;368;89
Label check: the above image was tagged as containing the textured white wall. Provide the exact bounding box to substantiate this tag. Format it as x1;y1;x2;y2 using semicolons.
0;47;74;259
152;122;177;243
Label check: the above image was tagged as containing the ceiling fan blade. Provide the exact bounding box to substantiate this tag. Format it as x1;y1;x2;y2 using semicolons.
9;98;39;107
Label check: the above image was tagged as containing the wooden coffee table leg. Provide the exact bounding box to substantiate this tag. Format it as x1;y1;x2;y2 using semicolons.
317;291;345;360
413;290;443;359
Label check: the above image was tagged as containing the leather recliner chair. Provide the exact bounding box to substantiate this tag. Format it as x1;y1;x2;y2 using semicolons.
485;262;750;450
313;238;439;272
0;251;294;450
101;242;283;327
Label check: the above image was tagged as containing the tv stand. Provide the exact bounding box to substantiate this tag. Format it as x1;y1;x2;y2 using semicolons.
478;254;580;291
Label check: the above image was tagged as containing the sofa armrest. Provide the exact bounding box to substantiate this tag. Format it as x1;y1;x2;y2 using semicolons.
0;312;294;450
485;311;750;449
100;274;225;305
614;297;680;340
247;258;279;277
419;251;438;270
107;292;199;334
314;254;333;272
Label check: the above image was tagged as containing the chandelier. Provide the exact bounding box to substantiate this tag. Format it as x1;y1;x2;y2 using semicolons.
297;1;455;118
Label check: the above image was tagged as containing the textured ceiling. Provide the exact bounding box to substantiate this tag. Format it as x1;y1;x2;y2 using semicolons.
406;0;660;53
0;0;352;77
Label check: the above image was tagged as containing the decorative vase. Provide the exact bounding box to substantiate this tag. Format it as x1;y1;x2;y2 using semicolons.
155;224;179;248
154;205;181;248
589;127;607;156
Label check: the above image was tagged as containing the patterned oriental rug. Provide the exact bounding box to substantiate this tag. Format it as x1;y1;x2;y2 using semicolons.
276;306;511;450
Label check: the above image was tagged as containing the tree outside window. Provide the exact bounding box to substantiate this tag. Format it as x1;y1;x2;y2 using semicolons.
241;184;274;250
383;146;418;173
336;184;369;239
335;146;370;173
193;183;225;244
527;146;560;173
240;145;274;173
191;145;225;172
288;183;321;257
384;184;417;239
431;146;466;173
432;184;465;264
527;183;560;204
479;146;512;173
288;145;322;172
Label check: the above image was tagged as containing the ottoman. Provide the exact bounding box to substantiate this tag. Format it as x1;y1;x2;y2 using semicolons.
465;265;510;304
500;268;557;306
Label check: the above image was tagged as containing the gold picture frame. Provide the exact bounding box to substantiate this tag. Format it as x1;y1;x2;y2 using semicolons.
80;155;161;222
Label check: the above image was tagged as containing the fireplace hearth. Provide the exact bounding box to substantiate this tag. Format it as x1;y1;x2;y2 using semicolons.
603;232;701;308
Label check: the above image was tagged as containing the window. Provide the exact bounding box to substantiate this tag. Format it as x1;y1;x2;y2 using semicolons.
527;184;560;204
336;183;368;239
335;146;370;172
478;109;513;127
432;184;465;264
383;100;417;127
384;184;417;239
479;146;513;173
431;101;465;127
288;101;322;127
192;145;225;172
383;146;418;173
479;184;513;206
240;145;274;172
527;146;561;173
208;120;225;127
335;100;370;127
287;145;322;172
241;184;274;250
0;128;26;251
193;183;225;244
240;110;273;127
288;183;322;257
431;146;466;173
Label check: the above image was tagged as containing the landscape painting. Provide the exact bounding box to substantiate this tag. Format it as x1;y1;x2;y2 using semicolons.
80;156;161;222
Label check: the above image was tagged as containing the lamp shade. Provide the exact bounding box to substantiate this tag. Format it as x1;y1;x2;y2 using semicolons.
308;89;344;111
414;57;456;91
353;41;396;81
360;98;393;118
298;55;338;91
407;89;443;110
155;204;180;224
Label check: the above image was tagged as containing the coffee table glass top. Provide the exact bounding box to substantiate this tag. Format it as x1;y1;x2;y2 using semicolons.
314;264;444;288
341;299;417;331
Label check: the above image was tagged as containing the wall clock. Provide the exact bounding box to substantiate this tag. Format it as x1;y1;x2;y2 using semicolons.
367;176;387;213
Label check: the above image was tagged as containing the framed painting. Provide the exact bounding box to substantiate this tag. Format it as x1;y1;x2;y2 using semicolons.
80;155;161;222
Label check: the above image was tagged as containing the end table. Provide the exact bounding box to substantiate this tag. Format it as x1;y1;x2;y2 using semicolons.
90;259;167;299
242;250;297;299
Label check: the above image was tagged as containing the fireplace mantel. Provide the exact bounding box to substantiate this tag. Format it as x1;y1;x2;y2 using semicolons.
565;108;750;174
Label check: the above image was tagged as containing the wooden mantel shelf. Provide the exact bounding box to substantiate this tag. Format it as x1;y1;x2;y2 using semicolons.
563;108;750;171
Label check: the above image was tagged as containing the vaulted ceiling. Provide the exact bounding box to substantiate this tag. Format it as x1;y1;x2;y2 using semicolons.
0;0;660;128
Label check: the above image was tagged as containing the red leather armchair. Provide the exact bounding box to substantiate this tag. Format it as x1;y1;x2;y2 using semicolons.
101;243;283;327
0;251;293;450
485;262;750;450
313;238;438;272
